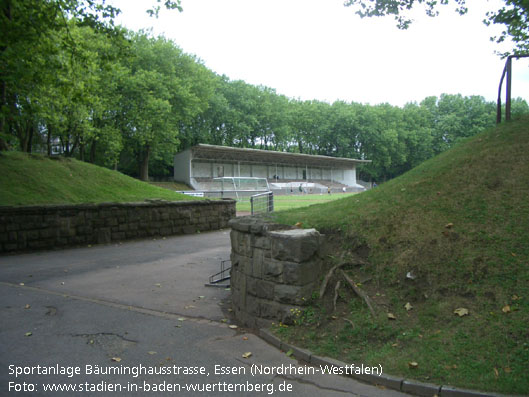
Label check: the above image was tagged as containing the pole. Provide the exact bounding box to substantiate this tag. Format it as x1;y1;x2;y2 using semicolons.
506;57;512;122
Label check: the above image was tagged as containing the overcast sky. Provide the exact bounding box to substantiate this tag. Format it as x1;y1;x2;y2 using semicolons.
108;0;529;107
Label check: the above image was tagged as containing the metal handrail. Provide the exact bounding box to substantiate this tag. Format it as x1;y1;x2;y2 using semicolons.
497;54;529;123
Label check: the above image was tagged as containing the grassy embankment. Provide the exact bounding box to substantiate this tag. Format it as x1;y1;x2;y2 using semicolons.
272;117;529;394
0;152;198;206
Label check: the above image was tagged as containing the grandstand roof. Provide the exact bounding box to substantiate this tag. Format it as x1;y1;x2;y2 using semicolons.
189;144;370;168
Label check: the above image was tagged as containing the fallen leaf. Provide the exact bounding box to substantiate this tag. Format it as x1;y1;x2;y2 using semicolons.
198;296;205;299
512;294;521;301
408;361;418;369
19;283;25;286
221;318;228;323
445;223;454;229
148;351;157;355
155;283;161;287
493;367;499;378
286;349;294;357
504;367;511;373
177;317;185;321
111;357;121;362
294;222;303;228
502;305;511;313
229;325;238;329
24;304;31;309
242;352;252;359
387;313;397;320
404;302;413;311
511;252;517;257
25;332;32;337
391;343;398;347
453;308;469;317
242;336;248;341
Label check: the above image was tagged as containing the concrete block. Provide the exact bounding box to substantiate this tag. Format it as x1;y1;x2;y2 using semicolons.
259;301;283;320
259;328;281;349
274;283;314;305
269;228;321;263
246;277;275;300
283;260;321;285
263;258;283;281
280;341;312;363
439;386;504;397
402;379;441;396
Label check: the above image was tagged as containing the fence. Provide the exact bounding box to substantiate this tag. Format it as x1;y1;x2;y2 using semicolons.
250;191;274;215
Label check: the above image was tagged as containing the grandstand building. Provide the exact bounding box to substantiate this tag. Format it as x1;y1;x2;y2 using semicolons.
174;144;370;193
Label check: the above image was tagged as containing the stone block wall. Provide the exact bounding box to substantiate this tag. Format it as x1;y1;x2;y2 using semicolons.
229;217;323;328
0;199;235;253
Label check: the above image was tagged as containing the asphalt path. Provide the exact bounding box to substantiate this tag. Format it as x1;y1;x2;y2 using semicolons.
0;230;408;396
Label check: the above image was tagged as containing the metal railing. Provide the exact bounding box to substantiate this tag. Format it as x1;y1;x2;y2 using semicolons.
250;191;274;215
496;54;529;123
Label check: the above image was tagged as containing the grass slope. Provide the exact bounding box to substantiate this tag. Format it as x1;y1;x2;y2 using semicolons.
273;117;529;394
0;152;197;206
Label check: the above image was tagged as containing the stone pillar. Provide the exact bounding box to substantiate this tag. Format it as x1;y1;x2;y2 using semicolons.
229;217;323;328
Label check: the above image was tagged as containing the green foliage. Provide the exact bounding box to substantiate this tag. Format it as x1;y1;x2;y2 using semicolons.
1;0;528;185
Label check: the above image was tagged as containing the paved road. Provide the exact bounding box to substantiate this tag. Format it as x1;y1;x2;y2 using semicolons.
0;230;408;396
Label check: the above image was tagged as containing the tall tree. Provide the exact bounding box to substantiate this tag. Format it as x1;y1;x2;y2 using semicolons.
119;32;214;180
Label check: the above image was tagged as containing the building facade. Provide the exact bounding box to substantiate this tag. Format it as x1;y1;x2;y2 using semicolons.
174;144;370;191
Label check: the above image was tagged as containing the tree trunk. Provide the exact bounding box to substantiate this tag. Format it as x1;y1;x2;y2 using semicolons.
139;145;151;181
47;125;52;156
27;123;33;153
89;139;96;163
19;121;30;152
0;79;7;151
0;2;10;151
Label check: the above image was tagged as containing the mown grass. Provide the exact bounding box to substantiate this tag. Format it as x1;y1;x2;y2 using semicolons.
149;181;191;191
272;117;529;394
236;192;357;212
0;152;199;206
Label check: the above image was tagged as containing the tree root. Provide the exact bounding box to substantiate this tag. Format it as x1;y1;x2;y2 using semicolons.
341;270;376;318
319;263;345;298
333;280;341;312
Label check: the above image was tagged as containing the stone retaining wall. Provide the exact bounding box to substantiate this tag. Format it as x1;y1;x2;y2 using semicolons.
0;199;235;253
229;217;323;328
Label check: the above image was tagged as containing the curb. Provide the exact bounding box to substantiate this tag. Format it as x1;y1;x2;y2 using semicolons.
258;329;520;397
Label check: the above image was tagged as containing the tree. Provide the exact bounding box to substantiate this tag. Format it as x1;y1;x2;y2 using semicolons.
0;0;182;151
118;32;215;181
344;0;529;54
